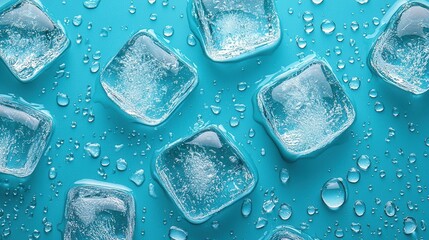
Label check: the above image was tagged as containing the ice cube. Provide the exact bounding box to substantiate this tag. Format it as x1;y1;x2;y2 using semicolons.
64;180;135;240
153;126;257;224
0;95;52;178
100;30;198;126
190;0;281;61
369;2;429;94
0;0;69;82
257;57;355;160
263;226;313;240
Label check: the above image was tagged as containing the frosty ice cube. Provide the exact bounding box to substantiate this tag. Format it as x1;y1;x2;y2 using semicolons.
0;95;52;178
263;226;313;240
153;126;257;224
190;0;281;62
64;180;135;240
257;57;355;160
369;1;429;94
100;30;198;126
0;0;69;82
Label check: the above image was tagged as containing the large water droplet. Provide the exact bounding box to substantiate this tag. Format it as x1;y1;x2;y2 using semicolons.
384;201;396;217
321;19;336;34
241;198;252;217
354;200;366;217
278;203;292;220
321;178;347;210
357;155;371;171
403;217;417;235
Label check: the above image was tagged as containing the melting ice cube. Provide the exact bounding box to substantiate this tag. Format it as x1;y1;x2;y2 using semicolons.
153;126;257;224
100;30;198;126
0;95;52;178
257;57;355;160
369;2;429;94
0;0;69;82
64;180;135;240
190;0;281;61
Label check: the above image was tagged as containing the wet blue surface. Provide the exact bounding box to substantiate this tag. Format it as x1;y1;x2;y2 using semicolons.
0;0;428;239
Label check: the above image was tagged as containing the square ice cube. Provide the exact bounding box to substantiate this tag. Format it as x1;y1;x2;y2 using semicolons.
100;30;198;126
0;0;69;82
369;2;429;94
257;57;355;160
153;126;257;224
190;0;281;62
64;180;136;240
263;226;313;240
0;95;52;178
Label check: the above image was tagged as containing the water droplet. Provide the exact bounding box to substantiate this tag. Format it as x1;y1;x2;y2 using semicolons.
130;169;145;186
169;226;188;240
374;102;384;112
116;158;127;171
148;0;156;4
150;13;157;21
280;168;290;184
349;77;361;90
129;5;136;14
321;178;347;210
296;37;307;49
403;217;417;235
72;15;82;27
84;142;101;158
210;105;221;115
83;0;100;9
335;228;344;238
101;156;110;167
241;198;252;218
56;92;70;107
369;89;378;98
187;34;196;46
321;19;336;34
230;117;239;127
303;11;314;22
255;217;267;229
307;205;317;216
278;203;292;220
357;155;371;171
312;0;324;4
351;222;361;233
163;25;174;37
237;82;248;92
48;167;57;180
262;199;276;213
149;183;157;198
347;167;360;183
350;21;359;31
90;61;100;73
384;201;396;217
354;200;366;217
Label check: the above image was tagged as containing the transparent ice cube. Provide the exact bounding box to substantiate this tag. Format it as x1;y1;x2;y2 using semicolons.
0;95;52;178
369;1;429;94
0;0;69;82
153;126;257;224
257;57;355;160
263;226;313;240
64;180;135;240
100;30;198;126
190;0;281;62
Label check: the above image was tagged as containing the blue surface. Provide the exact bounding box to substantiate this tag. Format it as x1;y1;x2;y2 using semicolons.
0;0;428;239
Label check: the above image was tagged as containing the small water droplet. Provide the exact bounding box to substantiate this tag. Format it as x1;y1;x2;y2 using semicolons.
357;155;371;171
262;199;275;213
169;226;187;240
163;25;174;37
116;158;127;171
255;217;268;229
48;167;57;180
278;203;292;220
354;200;366;217
347;167;360;183
230;117;239;127
56;92;70;107
72;15;82;26
83;0;100;9
187;34;196;46
384;201;396;217
312;0;324;5
321;19;336;34
280;168;290;184
130;169;145;186
374;102;385;112
241;198;252;218
84;142;101;158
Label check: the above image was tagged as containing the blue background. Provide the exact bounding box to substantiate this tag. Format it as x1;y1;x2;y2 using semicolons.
0;0;428;239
